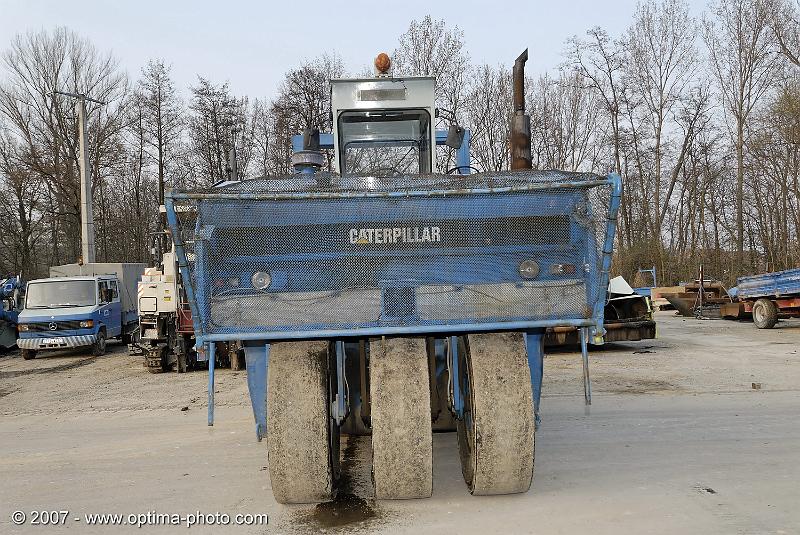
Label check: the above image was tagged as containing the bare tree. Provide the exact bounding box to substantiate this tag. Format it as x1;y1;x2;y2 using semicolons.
268;54;346;172
704;0;778;270
464;65;512;172
0;127;46;276
568;28;630;246
528;72;603;172
393;15;469;114
627;0;697;240
188;77;245;185
393;16;470;170
0;27;128;266
138;59;183;205
767;0;800;66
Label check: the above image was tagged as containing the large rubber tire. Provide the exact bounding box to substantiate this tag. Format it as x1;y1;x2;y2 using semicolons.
752;298;778;329
457;332;535;495
21;349;37;360
267;341;333;504
92;330;107;356
369;337;433;499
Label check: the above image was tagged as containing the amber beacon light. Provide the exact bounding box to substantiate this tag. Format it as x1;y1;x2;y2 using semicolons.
374;52;391;74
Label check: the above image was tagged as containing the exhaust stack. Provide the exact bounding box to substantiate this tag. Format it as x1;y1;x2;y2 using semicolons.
511;49;532;170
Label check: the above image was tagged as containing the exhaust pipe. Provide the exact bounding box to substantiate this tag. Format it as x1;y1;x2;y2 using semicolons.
511;49;532;170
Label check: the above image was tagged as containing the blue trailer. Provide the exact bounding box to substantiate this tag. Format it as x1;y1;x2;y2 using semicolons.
729;268;800;329
165;53;620;503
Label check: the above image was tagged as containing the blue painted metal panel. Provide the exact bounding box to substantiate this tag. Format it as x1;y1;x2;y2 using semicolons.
193;317;598;346
167;170;620;428
456;130;471;174
525;331;545;427
177;184;605;337
244;344;268;440
736;268;800;300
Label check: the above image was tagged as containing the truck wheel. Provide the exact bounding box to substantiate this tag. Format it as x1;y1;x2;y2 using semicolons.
21;349;37;360
752;298;778;329
92;330;107;356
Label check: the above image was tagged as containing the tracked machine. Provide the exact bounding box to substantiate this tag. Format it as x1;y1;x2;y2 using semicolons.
165;51;621;502
133;247;199;372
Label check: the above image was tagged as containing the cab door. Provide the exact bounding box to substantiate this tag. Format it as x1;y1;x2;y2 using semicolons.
107;280;122;337
98;280;122;337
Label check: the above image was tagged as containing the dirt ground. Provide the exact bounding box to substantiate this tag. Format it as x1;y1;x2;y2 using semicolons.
0;311;798;534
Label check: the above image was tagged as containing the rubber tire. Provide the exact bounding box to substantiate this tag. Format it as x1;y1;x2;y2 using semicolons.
752;298;778;329
92;330;107;356
21;349;37;360
369;337;433;499
267;341;333;504
457;332;535;495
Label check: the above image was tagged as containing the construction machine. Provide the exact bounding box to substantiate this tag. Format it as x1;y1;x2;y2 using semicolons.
133;235;243;372
165;51;620;502
0;275;25;352
133;245;197;372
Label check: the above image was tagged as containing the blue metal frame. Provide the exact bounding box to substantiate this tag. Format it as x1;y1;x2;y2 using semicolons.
165;197;204;339
334;341;347;424
591;174;622;343
448;336;463;418
579;327;591;405
165;173;622;435
207;341;216;426
525;331;545;426
243;344;269;440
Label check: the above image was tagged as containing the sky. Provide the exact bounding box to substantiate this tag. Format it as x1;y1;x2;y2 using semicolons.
0;0;711;101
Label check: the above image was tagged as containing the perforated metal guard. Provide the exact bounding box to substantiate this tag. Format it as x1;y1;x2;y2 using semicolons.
167;170;615;339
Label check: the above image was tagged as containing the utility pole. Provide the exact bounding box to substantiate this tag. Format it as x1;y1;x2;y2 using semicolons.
54;91;106;264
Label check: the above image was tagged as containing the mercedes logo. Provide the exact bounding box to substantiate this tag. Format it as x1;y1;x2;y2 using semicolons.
48;322;57;331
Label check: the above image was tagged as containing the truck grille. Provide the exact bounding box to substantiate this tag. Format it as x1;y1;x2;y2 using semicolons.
25;320;83;332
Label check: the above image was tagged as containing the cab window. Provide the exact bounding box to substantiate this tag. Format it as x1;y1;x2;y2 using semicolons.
98;281;109;304
338;108;432;176
108;280;119;301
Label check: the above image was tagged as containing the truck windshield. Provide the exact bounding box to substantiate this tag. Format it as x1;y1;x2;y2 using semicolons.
26;280;96;309
338;109;431;176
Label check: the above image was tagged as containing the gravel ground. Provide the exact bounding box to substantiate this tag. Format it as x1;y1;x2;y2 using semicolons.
0;311;798;534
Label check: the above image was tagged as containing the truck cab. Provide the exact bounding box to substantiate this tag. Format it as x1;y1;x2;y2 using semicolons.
17;275;119;358
16;263;143;360
330;76;436;175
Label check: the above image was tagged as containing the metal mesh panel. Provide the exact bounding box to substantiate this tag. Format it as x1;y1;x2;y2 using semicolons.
168;170;614;338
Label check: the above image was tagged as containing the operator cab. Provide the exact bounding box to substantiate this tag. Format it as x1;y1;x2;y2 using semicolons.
331;55;436;176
